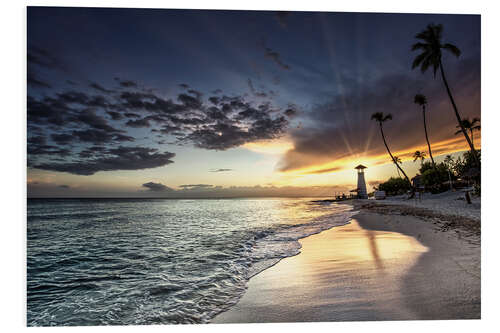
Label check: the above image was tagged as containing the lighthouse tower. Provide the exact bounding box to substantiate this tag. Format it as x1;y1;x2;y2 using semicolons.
355;165;368;199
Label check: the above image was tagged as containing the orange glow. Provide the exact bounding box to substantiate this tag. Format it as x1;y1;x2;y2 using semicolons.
243;138;294;155
279;135;481;176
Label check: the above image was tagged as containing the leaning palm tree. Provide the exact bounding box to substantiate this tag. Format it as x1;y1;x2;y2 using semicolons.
414;94;435;166
393;156;402;177
413;150;426;167
411;23;479;166
454;117;481;146
371;112;413;191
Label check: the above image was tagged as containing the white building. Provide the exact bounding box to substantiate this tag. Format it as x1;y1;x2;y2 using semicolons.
355;164;368;199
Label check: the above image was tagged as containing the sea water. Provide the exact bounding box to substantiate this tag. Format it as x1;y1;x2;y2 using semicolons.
27;198;356;326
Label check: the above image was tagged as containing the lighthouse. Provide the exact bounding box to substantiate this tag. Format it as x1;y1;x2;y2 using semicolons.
355;165;368;199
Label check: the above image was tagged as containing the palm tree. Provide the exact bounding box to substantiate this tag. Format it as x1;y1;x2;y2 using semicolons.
394;156;402;177
371;112;413;190
414;94;435;166
444;154;454;190
454;117;481;146
411;23;480;166
413;150;426;167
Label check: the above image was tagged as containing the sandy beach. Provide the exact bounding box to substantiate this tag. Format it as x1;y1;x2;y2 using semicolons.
212;203;480;323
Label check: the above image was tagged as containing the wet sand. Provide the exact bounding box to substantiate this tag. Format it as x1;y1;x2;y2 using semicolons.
212;212;480;323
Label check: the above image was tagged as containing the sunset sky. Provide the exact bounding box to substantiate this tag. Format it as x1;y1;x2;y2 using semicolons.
27;7;480;197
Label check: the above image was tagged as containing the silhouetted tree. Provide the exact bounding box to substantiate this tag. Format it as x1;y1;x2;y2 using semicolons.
455;117;481;146
413;150;426;166
411;23;480;166
371;112;413;192
414;94;435;166
444;154;454;190
394;156;402;177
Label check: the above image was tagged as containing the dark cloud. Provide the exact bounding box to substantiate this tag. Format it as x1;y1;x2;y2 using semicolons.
27;46;66;70
58;184;70;188
278;57;480;172
107;111;123;120
126;118;151;128
51;133;74;145
142;182;173;192
247;79;268;98
27;46;68;89
27;71;51;88
90;82;114;93
260;40;291;70
117;79;138;88
179;184;213;190
74;110;121;132
284;104;299;118
33;146;176;176
28;78;291;173
210;168;233;172
28;135;47;145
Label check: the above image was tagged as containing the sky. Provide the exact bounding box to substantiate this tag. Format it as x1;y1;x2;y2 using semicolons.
26;7;481;198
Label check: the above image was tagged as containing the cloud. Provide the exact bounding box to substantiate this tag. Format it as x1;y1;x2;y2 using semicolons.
58;184;70;188
247;79;268;98
33;146;175;176
51;133;74;145
260;40;291;70
28;71;51;88
28;77;293;174
142;182;173;192
179;184;213;190
27;46;67;89
301;166;342;175
210;168;233;172
90;82;114;93
115;78;138;87
278;57;480;172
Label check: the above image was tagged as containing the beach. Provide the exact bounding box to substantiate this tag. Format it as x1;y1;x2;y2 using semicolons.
212;196;481;323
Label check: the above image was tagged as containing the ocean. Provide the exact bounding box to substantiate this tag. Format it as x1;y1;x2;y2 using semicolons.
27;198;356;326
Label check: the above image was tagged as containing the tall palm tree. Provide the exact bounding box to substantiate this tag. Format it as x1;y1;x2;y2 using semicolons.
394;156;402;177
414;94;435;166
413;150;426;167
454;117;481;146
411;23;480;166
371;112;413;189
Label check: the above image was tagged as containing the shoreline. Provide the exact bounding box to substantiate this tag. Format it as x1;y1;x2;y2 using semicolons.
212;203;480;323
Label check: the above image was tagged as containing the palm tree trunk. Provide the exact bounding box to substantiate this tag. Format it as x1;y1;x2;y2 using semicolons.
379;123;414;190
439;59;480;166
422;105;435;166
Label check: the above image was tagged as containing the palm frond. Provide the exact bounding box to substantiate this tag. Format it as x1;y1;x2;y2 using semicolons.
412;52;428;69
371;112;383;122
471;117;480;126
383;114;393;121
411;42;429;51
442;43;461;58
420;55;432;73
433;24;443;41
414;94;427;105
